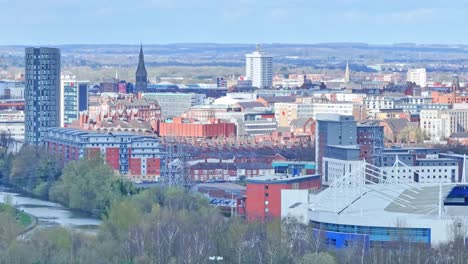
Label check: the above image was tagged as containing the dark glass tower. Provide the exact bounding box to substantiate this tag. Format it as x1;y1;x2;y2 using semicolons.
25;47;61;146
135;44;148;93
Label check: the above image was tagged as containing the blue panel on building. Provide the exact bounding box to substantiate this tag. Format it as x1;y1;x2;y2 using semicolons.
314;229;370;249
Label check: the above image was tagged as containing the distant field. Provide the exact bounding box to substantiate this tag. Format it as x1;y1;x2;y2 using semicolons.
2;43;468;82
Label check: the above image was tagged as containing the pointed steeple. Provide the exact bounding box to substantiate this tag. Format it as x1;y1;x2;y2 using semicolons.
137;44;147;74
135;44;148;93
344;61;350;83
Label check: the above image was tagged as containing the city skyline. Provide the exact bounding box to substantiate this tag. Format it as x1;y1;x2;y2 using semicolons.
2;0;468;45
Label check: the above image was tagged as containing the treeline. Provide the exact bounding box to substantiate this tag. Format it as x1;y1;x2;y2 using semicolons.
0;183;336;264
0;146;135;216
1;147;468;263
0;184;467;263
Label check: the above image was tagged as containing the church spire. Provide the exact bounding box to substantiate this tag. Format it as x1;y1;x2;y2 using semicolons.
344;61;350;83
135;44;148;93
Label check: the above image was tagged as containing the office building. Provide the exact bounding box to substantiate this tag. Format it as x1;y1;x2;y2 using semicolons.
315;114;357;183
0;110;25;151
274;103;314;127
135;45;148;93
357;120;384;167
407;68;427;87
275;102;366;128
25;47;61;145
60;72;88;127
0;80;25;99
143;92;205;119
245;46;273;88
322;145;364;185
420;108;468;142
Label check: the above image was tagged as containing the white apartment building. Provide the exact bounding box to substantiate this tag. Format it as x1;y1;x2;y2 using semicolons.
308;92;366;103
312;102;366;121
60;72;89;127
143;92;206;118
275;103;314;127
381;159;458;184
420;108;468;141
364;96;396;117
322;157;365;186
275;102;366;127
0;110;24;142
0;110;25;152
245;47;273;88
407;68;427;87
0;80;25;99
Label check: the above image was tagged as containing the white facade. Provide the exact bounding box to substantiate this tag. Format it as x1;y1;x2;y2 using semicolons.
0;110;25;152
312;102;363;120
274;102;363;127
246;48;273;88
0;81;25;99
322;157;365;185
381;164;457;184
143;92;205;118
421;109;468;141
407;68;427;87
60;73;77;127
281;189;309;224
364;96;396;117
308;92;366;103
274;103;314;127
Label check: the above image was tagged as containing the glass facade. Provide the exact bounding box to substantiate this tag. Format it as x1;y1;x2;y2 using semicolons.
63;80;78;125
25;47;61;145
311;220;431;245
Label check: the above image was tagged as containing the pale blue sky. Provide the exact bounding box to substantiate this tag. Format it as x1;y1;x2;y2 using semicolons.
1;0;468;45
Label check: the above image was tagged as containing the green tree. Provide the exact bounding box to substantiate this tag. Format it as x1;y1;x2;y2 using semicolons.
49;158;123;215
9;146;62;193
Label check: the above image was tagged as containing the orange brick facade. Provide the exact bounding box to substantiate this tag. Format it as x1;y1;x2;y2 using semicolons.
245;175;321;222
159;118;236;138
45;128;164;182
431;91;468;104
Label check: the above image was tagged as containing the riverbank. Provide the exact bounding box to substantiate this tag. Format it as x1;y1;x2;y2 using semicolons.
0;188;101;233
0;202;38;235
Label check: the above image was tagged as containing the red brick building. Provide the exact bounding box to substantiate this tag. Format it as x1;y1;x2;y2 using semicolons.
189;161;274;182
45;128;164;182
449;132;468;146
245;174;321;222
158;117;236;138
73;94;161;133
431;91;468;104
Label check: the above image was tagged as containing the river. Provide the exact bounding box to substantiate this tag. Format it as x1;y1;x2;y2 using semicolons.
0;186;101;234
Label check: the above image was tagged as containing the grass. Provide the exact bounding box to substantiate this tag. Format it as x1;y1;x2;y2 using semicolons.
0;203;33;227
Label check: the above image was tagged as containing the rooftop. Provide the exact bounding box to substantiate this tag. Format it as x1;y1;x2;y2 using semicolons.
327;145;360;150
191;182;246;195
246;174;320;184
309;183;464;244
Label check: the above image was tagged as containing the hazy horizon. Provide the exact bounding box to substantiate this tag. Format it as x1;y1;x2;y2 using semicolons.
1;42;468;47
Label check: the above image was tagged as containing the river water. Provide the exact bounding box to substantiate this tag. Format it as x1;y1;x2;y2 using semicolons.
0;186;101;233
